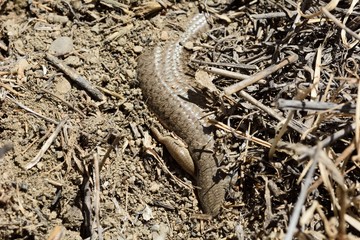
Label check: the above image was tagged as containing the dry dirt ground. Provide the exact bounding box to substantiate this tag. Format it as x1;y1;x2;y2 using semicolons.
1;0;360;239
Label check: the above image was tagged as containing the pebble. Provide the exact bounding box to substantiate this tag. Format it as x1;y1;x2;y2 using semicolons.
184;41;194;50
149;182;161;193
160;31;169;41
64;55;82;67
55;77;71;94
13;39;25;55
123;102;134;112
125;69;134;78
133;45;143;53
49;36;73;56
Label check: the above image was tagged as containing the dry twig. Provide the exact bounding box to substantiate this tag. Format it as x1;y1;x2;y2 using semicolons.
277;99;356;114
45;53;105;101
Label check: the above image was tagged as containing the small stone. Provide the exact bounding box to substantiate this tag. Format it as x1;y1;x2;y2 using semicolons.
246;85;258;92
11;58;29;79
127;176;136;185
102;181;109;188
118;38;126;46
258;79;267;85
151;223;169;240
55;77;71;94
64;55;82;67
123;102;134;112
49;211;57;220
49;36;73;56
149;182;161;193
47;13;69;24
133;45;143;53
56;151;64;159
184;41;194;50
179;210;187;221
125;69;134;78
135;139;142;146
142;204;153;221
160;31;169;41
91;24;100;34
37;162;44;170
14;39;25;55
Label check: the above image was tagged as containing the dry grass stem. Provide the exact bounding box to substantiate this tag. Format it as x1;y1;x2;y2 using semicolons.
24;118;67;169
6;95;59;124
93;153;103;240
223;54;298;95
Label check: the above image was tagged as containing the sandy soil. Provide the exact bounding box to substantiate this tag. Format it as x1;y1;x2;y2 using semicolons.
1;0;359;239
